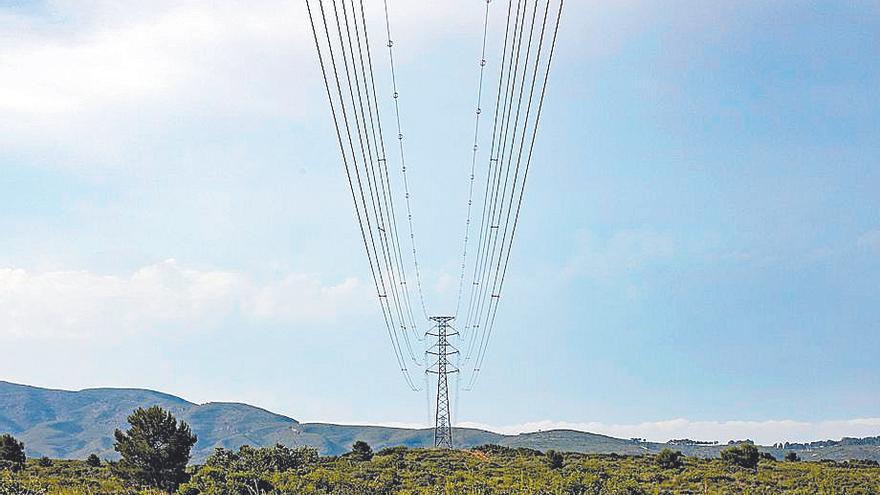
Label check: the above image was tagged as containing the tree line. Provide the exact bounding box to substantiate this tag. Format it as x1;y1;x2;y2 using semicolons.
1;406;877;493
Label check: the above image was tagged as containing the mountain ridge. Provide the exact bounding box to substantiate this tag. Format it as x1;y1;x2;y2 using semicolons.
2;381;877;462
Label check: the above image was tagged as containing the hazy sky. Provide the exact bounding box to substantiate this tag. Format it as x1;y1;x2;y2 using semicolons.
1;1;878;444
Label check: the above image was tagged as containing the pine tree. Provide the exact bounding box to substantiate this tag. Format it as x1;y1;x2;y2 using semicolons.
113;406;197;491
0;434;26;471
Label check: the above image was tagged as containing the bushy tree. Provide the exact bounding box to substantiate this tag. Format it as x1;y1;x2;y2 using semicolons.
785;451;800;462
376;446;408;457
181;444;320;495
656;448;684;469
473;444;514;455
113;406;197;491
0;434;26;471
720;443;759;469
205;444;318;472
350;441;373;461
546;449;564;470
86;453;102;467
37;456;52;467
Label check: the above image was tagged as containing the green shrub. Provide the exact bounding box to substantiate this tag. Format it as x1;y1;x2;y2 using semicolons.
473;444;513;455
205;444;318;472
85;453;102;467
656;448;684;469
721;443;759;469
348;441;373;462
376;446;408;457
546;449;564;470
3;444;880;494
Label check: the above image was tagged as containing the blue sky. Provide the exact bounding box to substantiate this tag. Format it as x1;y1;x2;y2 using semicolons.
1;0;878;444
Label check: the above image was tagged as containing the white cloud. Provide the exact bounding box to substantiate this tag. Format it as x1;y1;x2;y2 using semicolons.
0;0;318;167
0;0;495;173
245;274;362;320
0;0;787;160
0;1;311;116
457;417;880;445
565;228;675;280
0;0;484;124
0;259;368;340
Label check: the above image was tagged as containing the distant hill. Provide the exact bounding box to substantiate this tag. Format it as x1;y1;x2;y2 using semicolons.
0;381;299;461
2;381;878;462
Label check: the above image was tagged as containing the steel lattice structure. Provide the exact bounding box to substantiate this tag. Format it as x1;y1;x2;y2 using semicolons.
426;316;458;448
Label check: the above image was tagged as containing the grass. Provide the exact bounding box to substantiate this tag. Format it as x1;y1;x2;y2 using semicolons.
2;446;879;494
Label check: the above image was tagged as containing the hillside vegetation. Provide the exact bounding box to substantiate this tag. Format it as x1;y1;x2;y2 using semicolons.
2;445;879;495
4;382;879;463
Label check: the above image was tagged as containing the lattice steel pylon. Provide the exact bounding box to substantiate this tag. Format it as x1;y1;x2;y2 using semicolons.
426;316;458;449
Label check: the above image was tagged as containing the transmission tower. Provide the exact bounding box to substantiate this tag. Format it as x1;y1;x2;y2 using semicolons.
426;316;458;449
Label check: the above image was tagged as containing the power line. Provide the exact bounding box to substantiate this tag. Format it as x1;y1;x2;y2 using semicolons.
306;0;563;399
358;0;423;344
454;0;493;319
469;0;542;367
306;0;421;390
382;0;430;322
468;2;537;388
463;0;519;350
338;0;411;363
338;0;421;383
332;0;417;368
347;0;422;363
462;0;563;389
464;0;526;357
